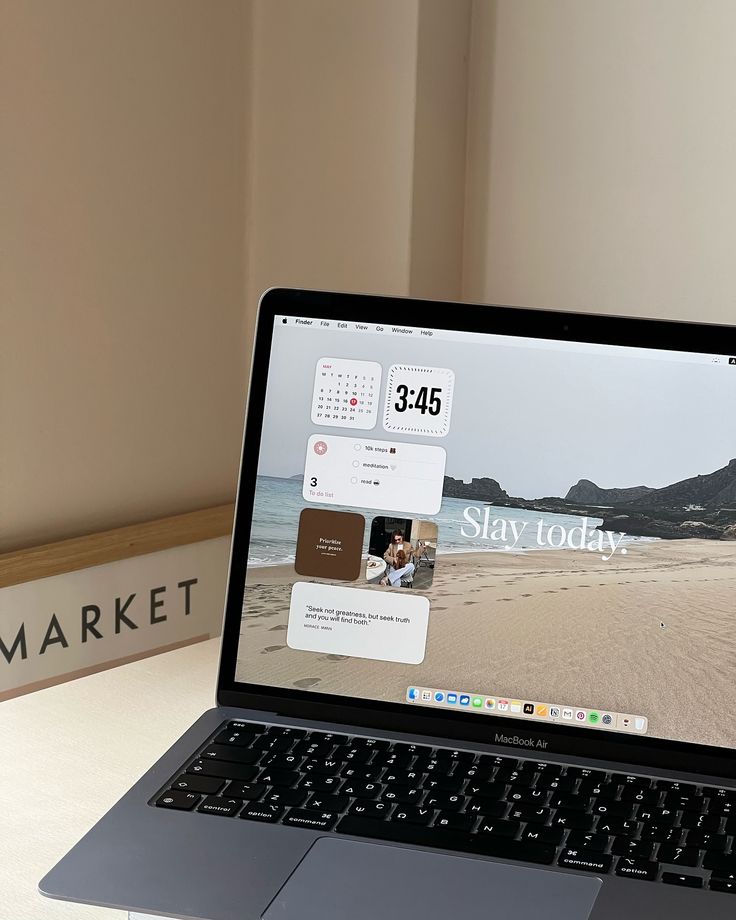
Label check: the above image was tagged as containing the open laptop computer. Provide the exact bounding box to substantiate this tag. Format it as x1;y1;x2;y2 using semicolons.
41;289;736;920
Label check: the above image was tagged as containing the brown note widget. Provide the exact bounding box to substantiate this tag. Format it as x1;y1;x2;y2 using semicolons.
295;508;365;580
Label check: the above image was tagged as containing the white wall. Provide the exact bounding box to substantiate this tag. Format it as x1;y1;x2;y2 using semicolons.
463;0;736;324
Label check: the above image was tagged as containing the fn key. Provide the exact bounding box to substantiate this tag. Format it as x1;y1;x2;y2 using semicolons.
155;790;200;810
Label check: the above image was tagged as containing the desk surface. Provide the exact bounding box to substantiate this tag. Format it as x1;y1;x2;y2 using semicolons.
1;638;221;920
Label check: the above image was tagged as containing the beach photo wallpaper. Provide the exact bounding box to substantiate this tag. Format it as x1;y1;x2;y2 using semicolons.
236;321;736;748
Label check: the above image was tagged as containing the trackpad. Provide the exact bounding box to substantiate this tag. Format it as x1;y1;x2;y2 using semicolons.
263;837;602;920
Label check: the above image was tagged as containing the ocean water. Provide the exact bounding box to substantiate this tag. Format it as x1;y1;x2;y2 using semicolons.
247;476;651;567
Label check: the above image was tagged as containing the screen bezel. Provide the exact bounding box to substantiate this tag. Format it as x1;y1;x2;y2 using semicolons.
218;287;736;779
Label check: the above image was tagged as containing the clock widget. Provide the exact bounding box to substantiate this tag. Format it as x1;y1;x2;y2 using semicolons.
383;364;455;437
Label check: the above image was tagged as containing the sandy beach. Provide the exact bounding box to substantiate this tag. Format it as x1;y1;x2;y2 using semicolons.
236;539;736;748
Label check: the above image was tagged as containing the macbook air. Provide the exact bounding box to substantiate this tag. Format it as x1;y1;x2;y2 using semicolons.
41;289;736;919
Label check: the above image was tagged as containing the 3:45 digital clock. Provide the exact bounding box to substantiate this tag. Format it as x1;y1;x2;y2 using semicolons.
383;364;455;437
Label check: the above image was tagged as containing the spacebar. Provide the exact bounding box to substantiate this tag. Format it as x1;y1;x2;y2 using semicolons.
335;818;555;865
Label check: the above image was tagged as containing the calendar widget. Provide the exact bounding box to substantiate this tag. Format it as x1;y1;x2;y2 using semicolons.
383;364;455;437
303;434;446;516
311;357;382;429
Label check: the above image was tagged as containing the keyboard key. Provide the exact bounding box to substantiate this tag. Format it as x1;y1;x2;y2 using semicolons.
663;792;704;811
507;805;549;824
611;838;654;859
298;775;343;794
615;858;659;881
303;757;342;775
521;825;564;846
703;853;736;873
341;780;382;799
424;775;465;793
197;796;241;817
681;813;721;831
567;832;608;852
620;787;659;805
685;830;727;851
637;806;676;826
507;788;548;806
710;879;736;894
381;787;423;806
640;825;681;844
477;818;520;838
240;803;284;823
424;792;465;812
552;810;595;830
662;873;703;889
550;793;587;811
155;790;200;810
434;812;476;832
657;846;699;867
283;808;337;830
466;781;506;800
258;769;300;787
200;744;262;765
592;800;635;819
558;849;612;874
611;773;651;789
597;818;638;837
351;736;391;751
468;799;508;819
228;721;265;733
334;817;555;864
187;760;258;782
262;787;307;807
348;800;393;819
266;726;308;740
304;794;348;813
170;775;224;795
390;806;433;825
254;735;297;753
213;729;258;746
341;765;387;782
259;753;304;771
226;781;265;800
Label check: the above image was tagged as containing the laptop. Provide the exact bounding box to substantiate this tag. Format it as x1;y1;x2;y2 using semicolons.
41;289;736;920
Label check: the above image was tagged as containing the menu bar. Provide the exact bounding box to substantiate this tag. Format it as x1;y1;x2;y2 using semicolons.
406;686;648;735
277;315;733;367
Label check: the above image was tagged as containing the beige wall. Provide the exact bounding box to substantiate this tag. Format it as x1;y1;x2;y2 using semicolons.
244;0;420;347
463;0;736;324
1;0;251;552
4;0;736;554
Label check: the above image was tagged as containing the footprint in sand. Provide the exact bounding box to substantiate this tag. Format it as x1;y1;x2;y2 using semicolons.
498;597;513;602
320;654;349;662
433;606;448;611
521;593;532;597
261;645;285;654
463;600;478;605
294;677;321;689
268;624;287;631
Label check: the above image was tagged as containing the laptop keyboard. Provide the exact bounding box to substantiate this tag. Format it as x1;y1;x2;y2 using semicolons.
152;720;736;894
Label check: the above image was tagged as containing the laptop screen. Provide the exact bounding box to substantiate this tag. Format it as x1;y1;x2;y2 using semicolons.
234;311;736;752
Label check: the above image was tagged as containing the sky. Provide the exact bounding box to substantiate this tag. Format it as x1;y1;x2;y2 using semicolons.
256;321;736;499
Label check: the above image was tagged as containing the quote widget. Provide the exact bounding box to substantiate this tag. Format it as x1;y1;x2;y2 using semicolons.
288;582;429;664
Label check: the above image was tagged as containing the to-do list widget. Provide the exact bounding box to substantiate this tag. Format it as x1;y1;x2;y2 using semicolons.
303;435;446;516
311;357;382;429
